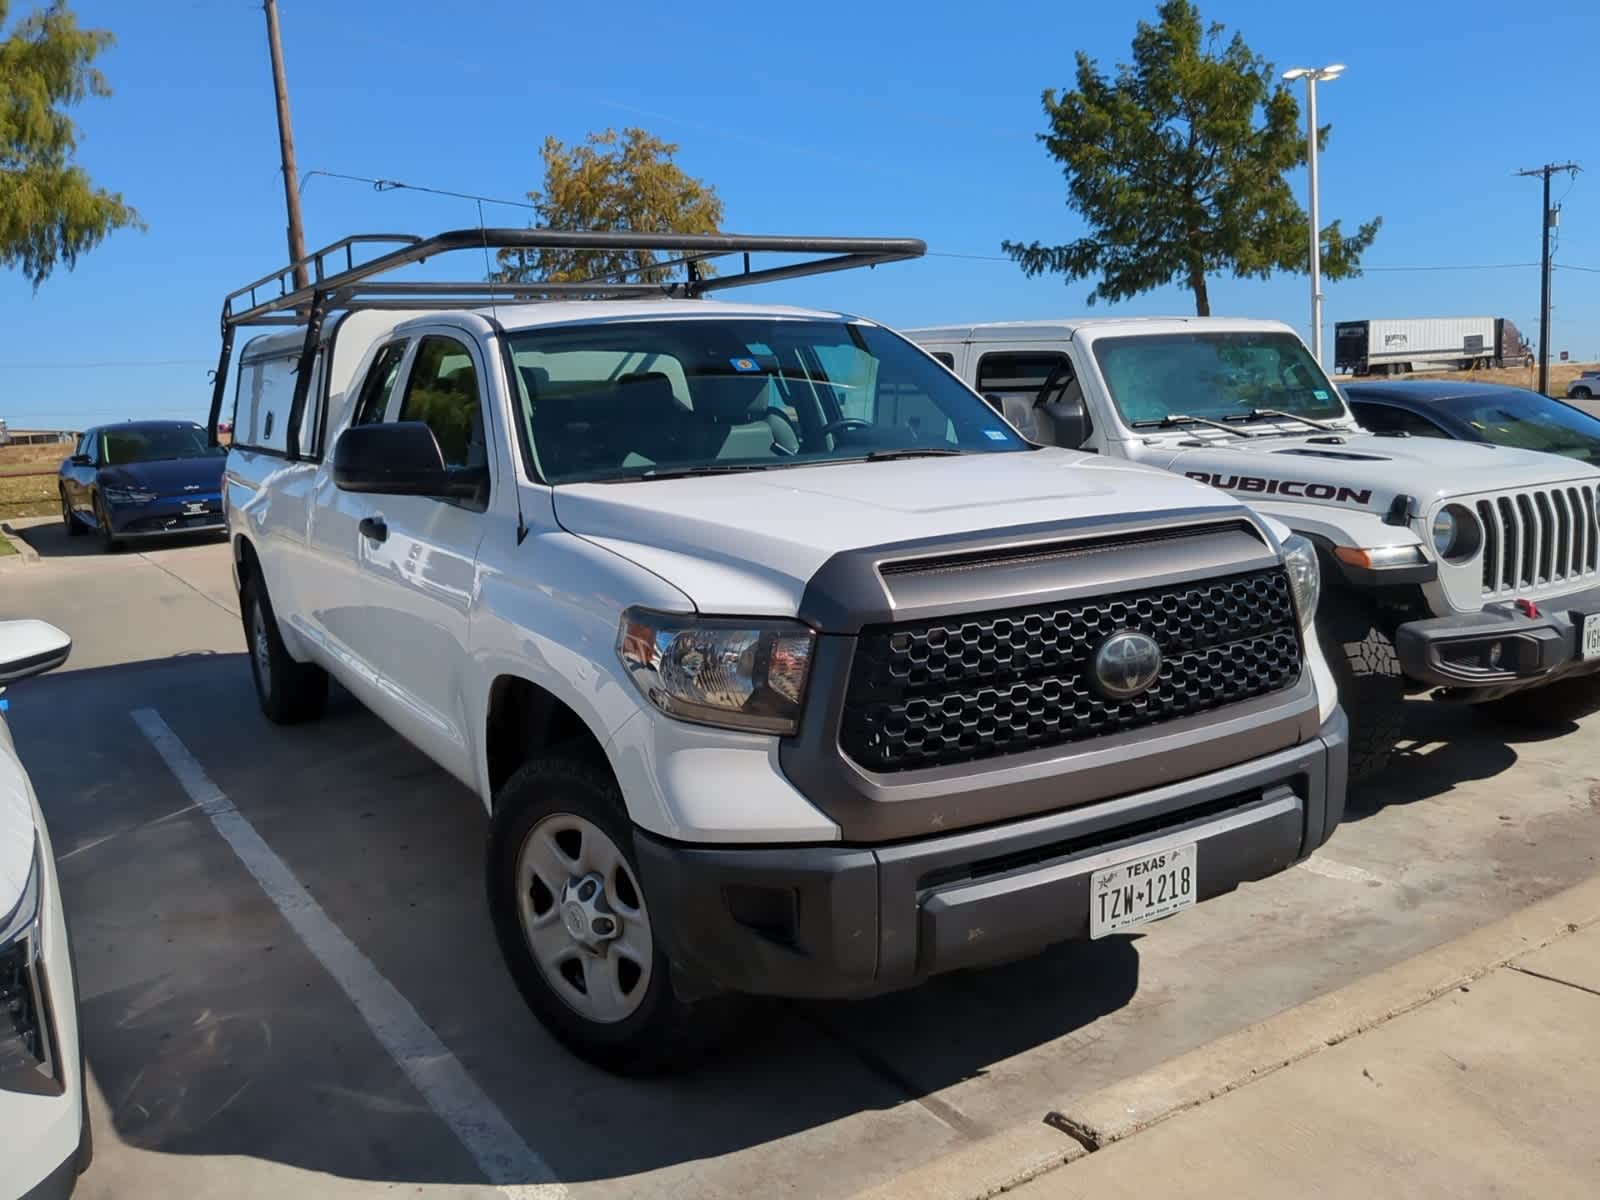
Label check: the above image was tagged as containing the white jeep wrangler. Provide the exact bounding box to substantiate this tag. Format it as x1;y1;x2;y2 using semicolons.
911;319;1600;782
214;233;1347;1071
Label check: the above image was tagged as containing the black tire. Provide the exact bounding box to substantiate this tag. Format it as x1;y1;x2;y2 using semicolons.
241;572;328;723
1572;387;1593;399
487;756;741;1074
61;488;85;537
1478;674;1600;728
94;497;120;553
1315;592;1406;785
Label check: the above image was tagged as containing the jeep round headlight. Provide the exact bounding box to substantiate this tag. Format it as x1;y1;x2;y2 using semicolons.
1431;504;1481;562
1281;535;1321;627
617;608;814;735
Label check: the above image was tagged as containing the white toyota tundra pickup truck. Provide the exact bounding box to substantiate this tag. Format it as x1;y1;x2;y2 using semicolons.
911;319;1600;783
213;232;1347;1072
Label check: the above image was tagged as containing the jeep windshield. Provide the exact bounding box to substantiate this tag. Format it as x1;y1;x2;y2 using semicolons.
1093;331;1348;429
506;318;1029;484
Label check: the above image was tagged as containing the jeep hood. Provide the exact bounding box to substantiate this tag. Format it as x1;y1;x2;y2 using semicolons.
1149;433;1600;516
553;449;1246;618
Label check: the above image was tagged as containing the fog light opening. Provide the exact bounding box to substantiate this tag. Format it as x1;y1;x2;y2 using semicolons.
1486;641;1504;669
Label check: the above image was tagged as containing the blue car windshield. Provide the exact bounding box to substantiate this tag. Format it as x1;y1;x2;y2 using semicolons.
504;318;1029;484
101;425;214;465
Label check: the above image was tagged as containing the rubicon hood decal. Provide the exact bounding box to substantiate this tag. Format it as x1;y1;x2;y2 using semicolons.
1183;471;1373;505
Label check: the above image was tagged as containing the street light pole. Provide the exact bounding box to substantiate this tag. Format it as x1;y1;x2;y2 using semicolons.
1283;64;1345;366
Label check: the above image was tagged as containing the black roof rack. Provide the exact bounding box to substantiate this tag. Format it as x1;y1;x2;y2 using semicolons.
207;228;926;449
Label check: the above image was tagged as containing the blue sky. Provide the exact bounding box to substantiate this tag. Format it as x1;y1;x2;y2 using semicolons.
2;0;1596;431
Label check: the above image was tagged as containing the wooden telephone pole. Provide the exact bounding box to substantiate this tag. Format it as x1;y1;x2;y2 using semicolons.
1516;161;1581;396
263;0;309;290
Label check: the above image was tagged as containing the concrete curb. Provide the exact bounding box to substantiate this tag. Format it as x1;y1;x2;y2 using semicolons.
0;521;40;565
851;872;1600;1200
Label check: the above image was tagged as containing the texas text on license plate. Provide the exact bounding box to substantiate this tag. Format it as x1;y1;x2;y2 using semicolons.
1582;613;1600;661
1090;843;1197;938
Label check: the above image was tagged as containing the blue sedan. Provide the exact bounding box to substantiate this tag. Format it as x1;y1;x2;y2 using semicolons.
58;421;227;551
1342;380;1600;468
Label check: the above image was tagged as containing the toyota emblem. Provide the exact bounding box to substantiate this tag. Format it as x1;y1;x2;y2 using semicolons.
1091;630;1162;700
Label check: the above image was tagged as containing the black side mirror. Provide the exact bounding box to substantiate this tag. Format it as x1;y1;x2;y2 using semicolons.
1038;393;1092;450
69;453;92;467
333;422;485;500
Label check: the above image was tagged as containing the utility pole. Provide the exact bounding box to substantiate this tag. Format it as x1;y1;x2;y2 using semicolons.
263;0;308;291
1517;161;1580;396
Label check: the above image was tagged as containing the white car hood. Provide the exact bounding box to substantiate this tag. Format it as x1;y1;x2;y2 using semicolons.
555;449;1245;618
0;718;36;918
1148;432;1600;517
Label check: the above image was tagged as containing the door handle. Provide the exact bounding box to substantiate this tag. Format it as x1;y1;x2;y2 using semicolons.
359;516;388;543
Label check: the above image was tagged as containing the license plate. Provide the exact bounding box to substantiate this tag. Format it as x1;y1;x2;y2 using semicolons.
183;501;209;516
1090;843;1197;938
1583;614;1600;661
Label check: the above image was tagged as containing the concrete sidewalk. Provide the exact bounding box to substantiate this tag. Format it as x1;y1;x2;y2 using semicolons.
857;874;1600;1200
1017;924;1600;1198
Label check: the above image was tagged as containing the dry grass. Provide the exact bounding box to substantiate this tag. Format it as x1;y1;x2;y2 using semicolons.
1361;361;1596;398
0;444;63;518
0;441;72;469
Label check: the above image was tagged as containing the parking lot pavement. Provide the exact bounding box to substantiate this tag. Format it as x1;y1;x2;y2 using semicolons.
4;538;1599;1196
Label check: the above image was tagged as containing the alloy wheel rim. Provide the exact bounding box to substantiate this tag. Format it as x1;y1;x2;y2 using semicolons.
515;813;653;1024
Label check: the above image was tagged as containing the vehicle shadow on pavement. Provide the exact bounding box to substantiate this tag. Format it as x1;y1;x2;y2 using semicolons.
16;655;1145;1191
15;516;227;559
1345;699;1521;820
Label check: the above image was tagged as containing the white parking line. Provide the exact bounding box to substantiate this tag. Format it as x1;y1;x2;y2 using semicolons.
131;708;565;1199
1299;856;1387;885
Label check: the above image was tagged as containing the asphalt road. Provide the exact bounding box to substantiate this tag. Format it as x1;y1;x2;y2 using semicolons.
3;517;1598;1197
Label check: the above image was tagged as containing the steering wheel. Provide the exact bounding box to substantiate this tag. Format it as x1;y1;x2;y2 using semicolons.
818;417;874;439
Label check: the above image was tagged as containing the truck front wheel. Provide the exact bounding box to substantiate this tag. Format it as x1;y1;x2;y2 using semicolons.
242;574;328;723
1316;595;1406;786
488;756;741;1074
1478;674;1600;728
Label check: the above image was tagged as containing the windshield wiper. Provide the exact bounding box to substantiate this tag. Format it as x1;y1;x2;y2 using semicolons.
1131;414;1253;438
1227;408;1342;433
863;447;964;461
601;463;780;483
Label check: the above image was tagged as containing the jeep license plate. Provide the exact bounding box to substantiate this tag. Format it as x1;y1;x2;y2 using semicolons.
1582;614;1600;661
1090;843;1196;938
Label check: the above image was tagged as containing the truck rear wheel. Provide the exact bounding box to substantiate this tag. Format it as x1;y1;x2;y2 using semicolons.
1316;594;1406;786
242;574;328;723
1478;674;1600;728
488;756;741;1074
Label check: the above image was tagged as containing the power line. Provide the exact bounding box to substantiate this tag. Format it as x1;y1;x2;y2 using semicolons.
0;360;212;369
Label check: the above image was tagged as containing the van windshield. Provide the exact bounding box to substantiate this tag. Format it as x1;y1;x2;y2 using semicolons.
505;318;1028;484
1093;331;1348;427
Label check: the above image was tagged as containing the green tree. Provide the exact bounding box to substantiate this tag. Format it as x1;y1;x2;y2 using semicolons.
1003;0;1380;316
1;1;140;287
497;128;723;285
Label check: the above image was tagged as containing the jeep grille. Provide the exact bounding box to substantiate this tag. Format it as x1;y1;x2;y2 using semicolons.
1476;486;1600;597
841;568;1302;772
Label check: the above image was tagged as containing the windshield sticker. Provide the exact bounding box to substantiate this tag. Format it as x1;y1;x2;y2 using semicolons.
1185;470;1373;505
729;357;761;373
983;429;1009;441
744;343;773;357
1313;389;1329;399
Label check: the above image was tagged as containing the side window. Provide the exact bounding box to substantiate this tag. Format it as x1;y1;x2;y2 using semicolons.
931;351;955;369
351;341;409;428
975;351;1086;443
1352;402;1447;438
397;336;485;470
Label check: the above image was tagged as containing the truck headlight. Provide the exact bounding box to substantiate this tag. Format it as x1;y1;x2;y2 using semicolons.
1281;535;1321;627
1432;504;1481;562
1;844;59;1095
617;608;815;735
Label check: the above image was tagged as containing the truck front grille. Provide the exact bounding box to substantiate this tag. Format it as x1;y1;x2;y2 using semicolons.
1477;486;1599;596
841;569;1302;772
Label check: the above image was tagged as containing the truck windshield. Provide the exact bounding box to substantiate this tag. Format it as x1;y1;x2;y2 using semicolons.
505;318;1028;483
1438;391;1600;465
1093;331;1348;428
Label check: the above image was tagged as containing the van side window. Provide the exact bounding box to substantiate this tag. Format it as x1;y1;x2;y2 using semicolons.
352;342;409;428
398;336;485;471
932;351;955;368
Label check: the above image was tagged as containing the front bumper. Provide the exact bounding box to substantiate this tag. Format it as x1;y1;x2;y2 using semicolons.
107;494;224;537
634;709;1348;999
1395;585;1600;690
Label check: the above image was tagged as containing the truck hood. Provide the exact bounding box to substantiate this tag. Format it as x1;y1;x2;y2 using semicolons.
1147;432;1600;517
553;449;1245;617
